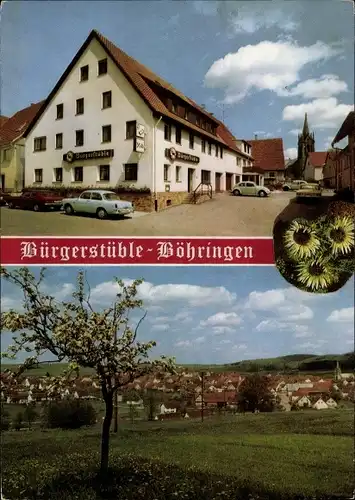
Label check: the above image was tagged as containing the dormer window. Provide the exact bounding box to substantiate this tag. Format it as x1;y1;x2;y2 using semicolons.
80;65;89;82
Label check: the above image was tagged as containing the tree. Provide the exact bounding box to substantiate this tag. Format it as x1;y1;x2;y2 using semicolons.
143;388;161;420
237;374;276;413
23;403;38;429
0;268;176;474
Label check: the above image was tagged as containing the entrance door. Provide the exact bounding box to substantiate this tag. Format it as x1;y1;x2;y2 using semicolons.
226;173;232;191
188;168;195;192
1;174;4;191
215;172;222;192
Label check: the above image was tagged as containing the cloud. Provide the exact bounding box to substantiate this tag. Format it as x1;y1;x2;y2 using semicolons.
285;147;297;159
255;320;312;338
90;280;236;307
200;312;242;327
282;97;353;129
327;308;354;323
194;1;300;35
1;296;20;312
151;324;170;332
280;75;348;99
204;40;340;103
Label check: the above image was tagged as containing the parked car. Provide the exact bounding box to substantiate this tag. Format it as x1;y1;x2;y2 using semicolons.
4;191;64;211
282;180;310;191
232;181;270;197
62;190;134;219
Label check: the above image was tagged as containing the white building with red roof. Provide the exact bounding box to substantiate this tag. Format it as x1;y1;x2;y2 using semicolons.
304;151;328;182
23;30;249;211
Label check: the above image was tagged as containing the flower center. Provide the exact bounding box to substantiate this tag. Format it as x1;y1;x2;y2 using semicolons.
293;229;311;246
309;264;324;276
330;228;346;243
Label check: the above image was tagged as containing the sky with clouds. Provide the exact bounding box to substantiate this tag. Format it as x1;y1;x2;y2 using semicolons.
2;1;353;159
1;266;354;365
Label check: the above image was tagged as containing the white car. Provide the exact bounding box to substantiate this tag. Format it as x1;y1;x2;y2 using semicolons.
62;190;134;219
232;181;270;197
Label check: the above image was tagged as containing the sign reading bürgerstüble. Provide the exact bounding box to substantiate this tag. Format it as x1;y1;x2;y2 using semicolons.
63;149;114;163
165;147;200;164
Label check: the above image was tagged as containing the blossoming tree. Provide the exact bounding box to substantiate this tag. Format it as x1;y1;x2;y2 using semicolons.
0;267;176;473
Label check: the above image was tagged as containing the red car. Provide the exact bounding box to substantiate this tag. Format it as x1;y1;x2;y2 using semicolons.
5;191;64;212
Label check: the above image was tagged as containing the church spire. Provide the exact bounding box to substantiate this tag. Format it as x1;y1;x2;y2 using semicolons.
302;113;310;136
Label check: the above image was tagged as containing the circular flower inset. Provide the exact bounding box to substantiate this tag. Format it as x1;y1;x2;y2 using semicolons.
296;259;337;292
327;216;354;256
284;219;321;260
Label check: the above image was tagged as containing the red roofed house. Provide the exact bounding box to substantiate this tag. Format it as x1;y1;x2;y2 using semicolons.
247;137;286;186
304;151;327;182
330;111;355;194
0;102;44;192
22;30;244;211
0;116;9;128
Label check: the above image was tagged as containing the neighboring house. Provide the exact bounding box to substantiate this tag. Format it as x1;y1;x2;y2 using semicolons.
313;398;329;410
330;111;355;193
159;403;177;414
325;398;338;409
196;391;237;408
295;395;312;408
304;151;327;182
322;150;337;188
23;29;244;212
247;138;286;184
0;101;44;192
0;115;9;128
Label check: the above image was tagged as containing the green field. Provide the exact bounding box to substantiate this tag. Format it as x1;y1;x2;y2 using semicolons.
2;410;353;499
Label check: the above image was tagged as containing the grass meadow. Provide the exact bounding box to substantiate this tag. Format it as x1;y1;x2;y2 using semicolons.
2;409;354;499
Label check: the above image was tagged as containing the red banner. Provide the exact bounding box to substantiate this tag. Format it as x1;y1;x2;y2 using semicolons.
0;237;274;265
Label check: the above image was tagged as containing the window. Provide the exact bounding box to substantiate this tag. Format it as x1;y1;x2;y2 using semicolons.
76;130;84;146
102;125;111;143
201;140;206;153
189;132;194;149
98;58;108;75
80;65;89;82
102;91;112;109
3;149;10;161
34;136;47;151
56;104;63;120
164;164;170;182
76;98;84;115
55;133;63;149
208;142;212;155
91;192;103;201
201;169;211;184
175;126;182;145
54;167;63;182
74;166;83;182
268;171;276;178
215;144;219;157
236;157;241;166
34;169;43;183
172;102;177;113
124;163;138;181
99;165;110;181
220;147;223;159
126;120;136;139
164;123;172;141
176;166;181;182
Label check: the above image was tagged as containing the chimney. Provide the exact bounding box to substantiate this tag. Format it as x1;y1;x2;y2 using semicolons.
254;134;258;140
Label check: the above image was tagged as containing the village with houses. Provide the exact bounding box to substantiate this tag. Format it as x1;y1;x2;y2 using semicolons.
1;360;354;422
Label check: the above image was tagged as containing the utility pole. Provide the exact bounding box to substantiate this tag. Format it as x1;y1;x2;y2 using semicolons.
200;371;205;423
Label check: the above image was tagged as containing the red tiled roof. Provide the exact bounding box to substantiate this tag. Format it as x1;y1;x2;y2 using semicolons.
307;152;327;167
204;391;237;403
248;138;285;171
333;111;355;144
0;102;45;147
24;30;240;154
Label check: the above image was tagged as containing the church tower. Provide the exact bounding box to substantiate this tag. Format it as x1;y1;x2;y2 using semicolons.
297;113;315;176
334;361;342;381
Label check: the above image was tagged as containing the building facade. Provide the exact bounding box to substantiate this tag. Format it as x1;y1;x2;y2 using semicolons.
247;137;285;185
0;102;43;192
329;111;355;193
303;152;327;182
24;30;244;211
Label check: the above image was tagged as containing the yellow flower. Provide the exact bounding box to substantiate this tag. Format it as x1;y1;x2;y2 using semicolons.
327;216;354;256
296;259;337;292
284;220;321;260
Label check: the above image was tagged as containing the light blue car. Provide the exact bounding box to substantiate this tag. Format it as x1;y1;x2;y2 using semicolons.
62;190;134;219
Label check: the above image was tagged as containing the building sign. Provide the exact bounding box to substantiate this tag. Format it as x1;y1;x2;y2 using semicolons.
136;123;145;138
165;147;200;164
134;137;145;153
63;149;114;163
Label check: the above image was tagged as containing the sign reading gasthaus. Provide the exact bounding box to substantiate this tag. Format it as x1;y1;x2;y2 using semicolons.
63;149;114;163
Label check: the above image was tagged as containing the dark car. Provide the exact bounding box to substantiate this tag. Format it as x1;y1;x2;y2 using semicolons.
6;191;64;212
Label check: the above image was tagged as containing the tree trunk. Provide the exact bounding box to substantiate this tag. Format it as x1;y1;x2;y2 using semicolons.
113;390;118;433
100;391;113;473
